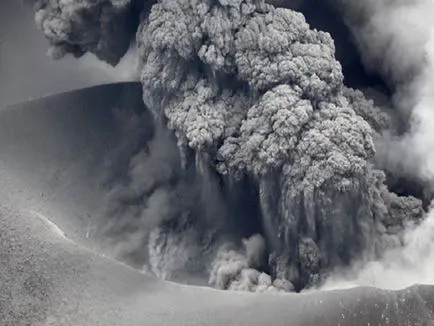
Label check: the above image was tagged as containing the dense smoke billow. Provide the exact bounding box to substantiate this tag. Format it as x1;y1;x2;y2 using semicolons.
0;0;141;108
29;0;434;292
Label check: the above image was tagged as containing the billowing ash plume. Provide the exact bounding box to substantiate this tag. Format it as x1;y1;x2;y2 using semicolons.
30;0;431;291
330;0;434;184
135;0;425;289
33;0;142;64
209;234;293;292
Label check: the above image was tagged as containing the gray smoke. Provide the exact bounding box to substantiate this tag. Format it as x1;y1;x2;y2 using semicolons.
135;0;425;289
319;203;434;290
209;234;293;292
29;0;433;292
32;0;140;65
96;122;183;264
330;0;434;183
0;0;141;108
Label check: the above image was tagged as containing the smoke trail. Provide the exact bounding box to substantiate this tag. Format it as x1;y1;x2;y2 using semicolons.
28;0;431;292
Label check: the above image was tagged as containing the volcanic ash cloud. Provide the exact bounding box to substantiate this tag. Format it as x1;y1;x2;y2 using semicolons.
30;0;428;291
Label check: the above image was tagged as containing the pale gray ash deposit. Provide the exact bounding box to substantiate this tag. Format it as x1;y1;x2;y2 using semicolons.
29;0;434;292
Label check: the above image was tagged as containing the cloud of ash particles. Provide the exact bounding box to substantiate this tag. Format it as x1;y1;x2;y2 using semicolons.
318;204;434;291
29;0;434;292
330;0;434;181
0;0;145;108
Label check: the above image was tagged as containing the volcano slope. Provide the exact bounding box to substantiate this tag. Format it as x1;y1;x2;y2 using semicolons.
1;82;434;325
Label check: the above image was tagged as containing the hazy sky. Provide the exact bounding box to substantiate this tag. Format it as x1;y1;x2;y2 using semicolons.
0;0;137;108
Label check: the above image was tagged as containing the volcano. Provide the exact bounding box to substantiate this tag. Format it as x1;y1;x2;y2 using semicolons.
1;83;434;325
